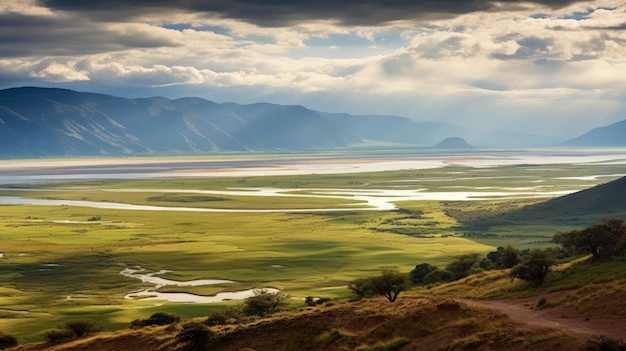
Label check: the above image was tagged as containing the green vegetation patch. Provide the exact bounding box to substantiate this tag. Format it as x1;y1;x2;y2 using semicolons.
146;194;227;202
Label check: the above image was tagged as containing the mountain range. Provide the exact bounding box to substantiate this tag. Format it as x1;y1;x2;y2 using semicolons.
0;87;622;157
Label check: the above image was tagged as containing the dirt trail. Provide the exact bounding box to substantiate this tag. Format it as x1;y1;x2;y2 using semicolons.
458;298;626;341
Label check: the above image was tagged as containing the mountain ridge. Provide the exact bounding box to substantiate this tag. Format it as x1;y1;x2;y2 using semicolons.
0;87;588;157
563;119;626;147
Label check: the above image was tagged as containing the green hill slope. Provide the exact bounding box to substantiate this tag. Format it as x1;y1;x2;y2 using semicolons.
469;176;626;229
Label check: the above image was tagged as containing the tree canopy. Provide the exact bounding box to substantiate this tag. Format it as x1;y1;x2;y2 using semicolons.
554;218;626;260
510;249;556;286
365;270;409;302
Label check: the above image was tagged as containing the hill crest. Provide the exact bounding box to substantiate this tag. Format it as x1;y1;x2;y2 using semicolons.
434;136;472;149
563;119;626;146
468;176;626;228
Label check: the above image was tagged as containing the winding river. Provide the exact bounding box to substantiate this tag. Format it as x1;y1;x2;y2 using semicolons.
121;267;279;303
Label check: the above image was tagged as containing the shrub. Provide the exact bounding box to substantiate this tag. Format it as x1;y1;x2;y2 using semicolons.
348;279;368;299
243;289;287;317
581;335;626;351
45;329;76;344
205;307;247;326
446;253;481;280
423;269;453;285
316;297;332;305
498;245;521;269
176;322;216;351
409;263;437;284
536;297;547;308
45;320;102;344
0;333;17;349
510;249;556;286
132;312;181;328
64;320;102;338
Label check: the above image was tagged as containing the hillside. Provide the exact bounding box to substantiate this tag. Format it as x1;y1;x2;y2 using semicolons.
10;257;626;351
463;176;626;229
6;298;592;351
563;119;626;146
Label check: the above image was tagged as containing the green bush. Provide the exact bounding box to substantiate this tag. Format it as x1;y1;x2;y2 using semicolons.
132;312;181;328
409;263;437;284
305;296;316;306
446;253;481;280
348;279;368;299
243;290;287;317
64;320;102;337
423;269;453;285
510;249;556;286
45;329;76;344
205;307;247;326
316;297;332;305
45;320;102;344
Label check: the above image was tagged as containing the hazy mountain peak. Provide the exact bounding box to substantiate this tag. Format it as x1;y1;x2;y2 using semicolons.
434;137;472;149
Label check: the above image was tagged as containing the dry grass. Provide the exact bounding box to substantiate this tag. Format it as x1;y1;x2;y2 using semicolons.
10;296;587;351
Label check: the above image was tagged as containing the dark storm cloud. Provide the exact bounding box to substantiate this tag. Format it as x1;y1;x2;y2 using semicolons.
0;12;180;57
37;0;587;26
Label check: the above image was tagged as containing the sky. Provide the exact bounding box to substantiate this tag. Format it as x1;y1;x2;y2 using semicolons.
1;0;625;138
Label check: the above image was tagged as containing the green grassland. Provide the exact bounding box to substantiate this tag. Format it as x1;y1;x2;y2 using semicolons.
0;160;624;342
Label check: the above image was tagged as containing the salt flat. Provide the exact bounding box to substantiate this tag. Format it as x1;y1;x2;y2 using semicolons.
1;148;625;184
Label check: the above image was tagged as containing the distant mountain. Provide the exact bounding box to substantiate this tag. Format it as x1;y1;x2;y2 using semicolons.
434;137;472;149
0;87;564;158
319;112;466;146
563;119;626;146
467;129;559;148
0;87;357;157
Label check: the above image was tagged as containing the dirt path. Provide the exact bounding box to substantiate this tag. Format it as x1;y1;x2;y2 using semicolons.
458;298;626;341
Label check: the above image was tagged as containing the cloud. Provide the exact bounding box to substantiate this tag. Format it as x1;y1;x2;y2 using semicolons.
0;0;624;139
0;12;182;57
37;0;588;26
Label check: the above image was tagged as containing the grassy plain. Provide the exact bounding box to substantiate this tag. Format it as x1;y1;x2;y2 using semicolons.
0;159;624;342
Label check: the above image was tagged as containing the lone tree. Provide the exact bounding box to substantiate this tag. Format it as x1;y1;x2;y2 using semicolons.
510;249;556;286
554;218;626;260
366;270;409;303
242;289;287;317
